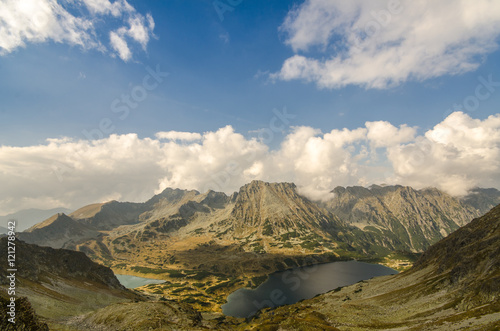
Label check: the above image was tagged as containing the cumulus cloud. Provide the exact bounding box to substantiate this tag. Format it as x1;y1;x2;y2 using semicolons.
273;0;500;88
155;131;203;142
0;0;155;61
366;121;417;147
0;113;499;214
388;112;500;196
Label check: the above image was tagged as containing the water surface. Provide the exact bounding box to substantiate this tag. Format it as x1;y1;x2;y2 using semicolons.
115;274;165;289
222;260;397;318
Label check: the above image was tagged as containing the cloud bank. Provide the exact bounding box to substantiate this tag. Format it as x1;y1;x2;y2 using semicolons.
0;112;499;215
0;0;155;61
273;0;500;88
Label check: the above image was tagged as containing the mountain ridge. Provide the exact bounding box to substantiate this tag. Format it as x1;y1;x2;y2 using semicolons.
240;203;500;330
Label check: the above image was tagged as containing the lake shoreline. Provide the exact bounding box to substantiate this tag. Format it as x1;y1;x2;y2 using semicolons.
222;260;398;318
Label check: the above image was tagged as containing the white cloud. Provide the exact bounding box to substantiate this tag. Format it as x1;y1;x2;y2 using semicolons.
388;112;500;196
109;30;131;61
0;113;498;214
155;131;202;142
82;0;134;16
366;121;417;147
0;0;154;61
273;0;500;89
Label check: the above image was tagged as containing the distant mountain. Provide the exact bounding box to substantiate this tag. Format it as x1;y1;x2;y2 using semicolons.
241;203;500;330
0;207;72;232
70;201;146;230
17;213;101;249
460;187;500;215
324;185;481;252
20;181;485;258
8;183;499;329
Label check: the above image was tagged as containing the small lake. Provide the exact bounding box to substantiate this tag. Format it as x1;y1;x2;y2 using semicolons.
115;274;165;289
222;260;397;318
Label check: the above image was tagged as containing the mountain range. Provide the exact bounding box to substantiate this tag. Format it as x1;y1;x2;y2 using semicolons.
2;181;499;329
18;181;498;255
3;192;497;330
13;181;500;312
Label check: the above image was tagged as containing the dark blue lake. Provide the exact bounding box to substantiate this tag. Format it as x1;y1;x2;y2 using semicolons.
222;260;397;318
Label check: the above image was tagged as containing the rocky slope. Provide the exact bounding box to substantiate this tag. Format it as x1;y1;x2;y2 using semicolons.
460;187;500;215
240;203;500;330
324;185;481;252
0;238;141;329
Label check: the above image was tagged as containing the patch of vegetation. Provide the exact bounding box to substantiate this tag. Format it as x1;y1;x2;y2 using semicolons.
171;287;189;294
192;282;205;288
162;282;184;288
181;297;210;306
280;231;299;241
262;220;273;236
251;275;268;288
284;258;297;267
205;279;239;294
130;266;185;278
190;270;212;280
300;240;321;250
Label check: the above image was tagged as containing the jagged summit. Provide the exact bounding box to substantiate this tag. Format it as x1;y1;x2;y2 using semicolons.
232;180;304;222
18;181;494;258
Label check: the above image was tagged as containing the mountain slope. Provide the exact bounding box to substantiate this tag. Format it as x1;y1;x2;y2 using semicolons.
324;185;480;252
71;201;146;231
18;213;101;249
241;204;500;330
461;187;500;215
0;238;141;329
0;207;72;232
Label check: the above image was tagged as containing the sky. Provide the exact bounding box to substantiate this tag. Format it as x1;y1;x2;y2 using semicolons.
0;0;500;215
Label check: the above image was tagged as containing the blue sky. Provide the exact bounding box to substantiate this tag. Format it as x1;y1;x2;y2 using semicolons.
0;0;500;214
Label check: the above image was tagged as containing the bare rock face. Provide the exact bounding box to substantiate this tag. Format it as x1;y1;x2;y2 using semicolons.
460;187;500;215
324;185;481;252
230;180;338;231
